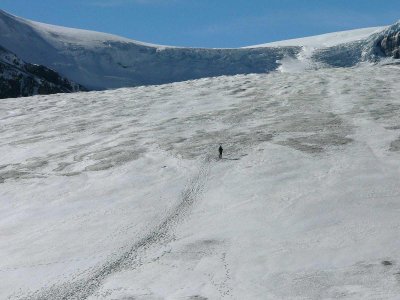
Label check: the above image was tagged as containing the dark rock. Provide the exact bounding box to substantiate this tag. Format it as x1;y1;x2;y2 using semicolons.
0;45;86;99
382;260;394;266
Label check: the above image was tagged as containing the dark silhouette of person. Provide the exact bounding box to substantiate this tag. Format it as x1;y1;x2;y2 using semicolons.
219;145;223;159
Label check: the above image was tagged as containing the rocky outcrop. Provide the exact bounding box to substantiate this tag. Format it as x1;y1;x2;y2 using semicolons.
0;46;85;99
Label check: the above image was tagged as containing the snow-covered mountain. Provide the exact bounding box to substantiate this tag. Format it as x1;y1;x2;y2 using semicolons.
0;10;298;90
0;46;84;99
1;9;398;92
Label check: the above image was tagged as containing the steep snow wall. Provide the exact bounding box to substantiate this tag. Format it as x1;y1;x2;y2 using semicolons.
0;10;398;91
0;10;299;90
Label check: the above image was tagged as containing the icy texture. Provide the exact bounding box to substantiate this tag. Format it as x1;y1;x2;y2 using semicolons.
311;21;400;68
2;64;400;299
364;21;400;60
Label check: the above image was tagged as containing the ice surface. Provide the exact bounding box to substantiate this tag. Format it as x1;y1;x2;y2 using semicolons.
2;64;400;299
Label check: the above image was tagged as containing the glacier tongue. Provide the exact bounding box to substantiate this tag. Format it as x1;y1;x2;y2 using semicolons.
2;64;400;299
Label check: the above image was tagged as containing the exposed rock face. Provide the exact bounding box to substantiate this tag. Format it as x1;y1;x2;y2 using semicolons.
378;31;400;59
0;46;85;99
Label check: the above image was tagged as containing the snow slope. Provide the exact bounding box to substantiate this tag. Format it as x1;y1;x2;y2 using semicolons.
2;64;400;299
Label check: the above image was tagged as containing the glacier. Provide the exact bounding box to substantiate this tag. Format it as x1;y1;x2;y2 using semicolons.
2;8;400;300
2;63;400;299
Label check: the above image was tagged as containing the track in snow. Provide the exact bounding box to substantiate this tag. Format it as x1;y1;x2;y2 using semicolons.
23;156;211;300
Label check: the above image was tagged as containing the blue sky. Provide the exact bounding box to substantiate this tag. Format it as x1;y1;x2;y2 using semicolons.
1;0;400;48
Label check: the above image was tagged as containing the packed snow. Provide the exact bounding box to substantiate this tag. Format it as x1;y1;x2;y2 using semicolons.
2;63;400;299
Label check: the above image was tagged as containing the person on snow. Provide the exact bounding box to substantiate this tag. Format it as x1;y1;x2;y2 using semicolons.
219;144;223;159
